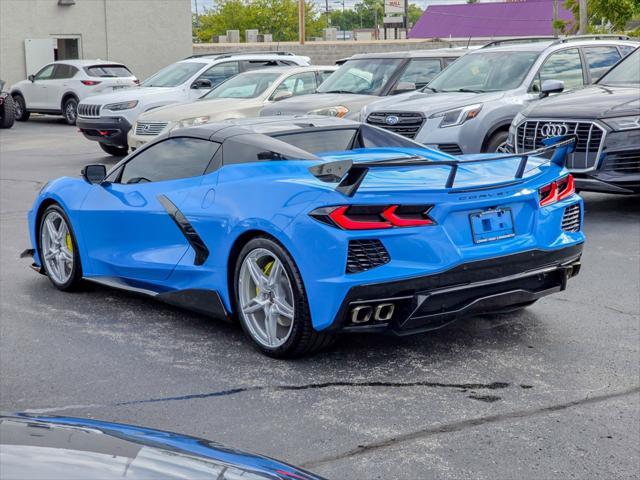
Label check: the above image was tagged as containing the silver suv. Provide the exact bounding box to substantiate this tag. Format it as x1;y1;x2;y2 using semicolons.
362;36;638;155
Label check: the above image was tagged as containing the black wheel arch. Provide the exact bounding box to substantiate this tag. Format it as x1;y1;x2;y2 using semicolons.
61;92;79;111
481;121;512;152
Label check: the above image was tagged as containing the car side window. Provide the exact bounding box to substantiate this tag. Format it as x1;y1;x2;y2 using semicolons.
34;64;55;80
443;57;459;67
119;138;220;184
397;58;442;89
532;48;585;91
318;70;335;84
52;64;78;79
274;72;317;97
197;62;239;88
619;45;636;57
584;47;621;82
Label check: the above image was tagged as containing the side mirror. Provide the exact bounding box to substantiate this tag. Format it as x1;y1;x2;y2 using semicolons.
81;164;107;184
271;90;293;102
393;81;416;94
540;79;564;98
28;74;35;82
191;79;212;89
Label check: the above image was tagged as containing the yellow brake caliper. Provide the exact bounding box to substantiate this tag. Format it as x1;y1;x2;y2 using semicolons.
65;233;73;252
255;260;274;295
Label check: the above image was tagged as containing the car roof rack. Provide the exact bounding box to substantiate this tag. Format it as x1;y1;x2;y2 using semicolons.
481;36;558;48
186;51;296;59
552;34;631;44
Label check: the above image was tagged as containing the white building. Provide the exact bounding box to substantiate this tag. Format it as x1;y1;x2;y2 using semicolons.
0;0;193;85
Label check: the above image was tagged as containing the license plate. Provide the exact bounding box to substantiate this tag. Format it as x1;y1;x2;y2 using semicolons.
469;208;515;244
111;85;129;90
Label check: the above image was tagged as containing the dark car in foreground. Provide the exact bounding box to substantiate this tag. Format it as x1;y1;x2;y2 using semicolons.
0;80;15;129
0;414;325;479
509;47;640;194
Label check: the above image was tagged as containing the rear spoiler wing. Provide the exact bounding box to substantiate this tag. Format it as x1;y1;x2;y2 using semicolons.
309;135;577;197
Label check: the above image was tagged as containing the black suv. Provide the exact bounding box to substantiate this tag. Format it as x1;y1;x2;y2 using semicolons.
508;48;639;194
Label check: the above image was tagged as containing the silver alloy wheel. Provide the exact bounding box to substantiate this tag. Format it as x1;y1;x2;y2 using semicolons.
238;248;295;348
14;98;22;118
495;142;511;153
65;101;77;123
40;211;74;285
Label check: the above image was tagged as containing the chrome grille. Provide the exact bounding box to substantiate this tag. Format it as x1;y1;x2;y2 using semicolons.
561;203;581;233
134;121;169;136
346;240;390;274
78;104;101;118
366;112;425;139
515;120;606;172
603;150;640;174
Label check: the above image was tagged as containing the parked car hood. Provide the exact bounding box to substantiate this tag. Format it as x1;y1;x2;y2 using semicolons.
81;86;175;105
365;90;505;116
521;85;640;119
0;414;325;480
261;93;376;117
139;98;260;122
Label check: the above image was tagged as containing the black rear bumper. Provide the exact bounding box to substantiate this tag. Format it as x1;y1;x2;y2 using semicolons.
77;116;131;148
330;244;583;335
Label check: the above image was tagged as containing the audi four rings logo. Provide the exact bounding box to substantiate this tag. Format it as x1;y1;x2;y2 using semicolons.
385;115;400;125
540;123;569;137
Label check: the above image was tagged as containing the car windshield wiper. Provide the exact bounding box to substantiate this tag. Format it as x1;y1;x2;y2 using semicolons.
444;88;486;93
423;86;439;93
319;90;357;94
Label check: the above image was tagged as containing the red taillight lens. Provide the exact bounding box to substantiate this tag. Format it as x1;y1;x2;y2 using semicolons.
81;80;102;86
557;174;575;201
312;205;435;230
539;174;575;207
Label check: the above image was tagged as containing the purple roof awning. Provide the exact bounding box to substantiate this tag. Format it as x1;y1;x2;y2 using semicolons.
409;0;574;39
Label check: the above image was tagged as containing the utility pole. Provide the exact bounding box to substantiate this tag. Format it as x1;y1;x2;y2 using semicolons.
578;0;587;34
299;0;305;44
326;0;330;28
404;0;409;38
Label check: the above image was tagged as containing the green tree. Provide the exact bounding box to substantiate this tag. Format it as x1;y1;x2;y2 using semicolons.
563;0;636;31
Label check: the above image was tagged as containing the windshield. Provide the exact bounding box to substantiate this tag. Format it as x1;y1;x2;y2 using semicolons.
426;51;539;93
202;72;281;99
317;58;403;95
598;48;640;86
141;62;206;88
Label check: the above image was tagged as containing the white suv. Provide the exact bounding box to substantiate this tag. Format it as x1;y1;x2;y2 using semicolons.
76;52;310;156
10;60;137;125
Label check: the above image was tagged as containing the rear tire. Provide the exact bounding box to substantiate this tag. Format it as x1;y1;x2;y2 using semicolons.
99;143;128;156
233;236;335;358
63;97;78;125
12;94;29;121
484;130;510;153
38;204;83;292
0;95;15;128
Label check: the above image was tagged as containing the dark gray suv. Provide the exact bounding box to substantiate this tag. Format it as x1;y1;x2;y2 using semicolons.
509;48;639;194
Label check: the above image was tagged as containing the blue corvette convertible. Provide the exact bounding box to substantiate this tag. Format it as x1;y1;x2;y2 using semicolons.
24;117;584;357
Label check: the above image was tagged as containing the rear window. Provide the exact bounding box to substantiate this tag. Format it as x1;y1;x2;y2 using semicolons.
275;129;357;153
86;65;133;78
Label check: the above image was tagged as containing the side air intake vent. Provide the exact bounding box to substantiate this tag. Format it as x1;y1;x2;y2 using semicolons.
561;203;581;232
346;240;390;274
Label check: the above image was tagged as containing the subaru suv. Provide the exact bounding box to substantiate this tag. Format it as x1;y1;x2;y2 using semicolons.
509;47;639;194
259;48;468;120
362;36;638;155
77;52;310;156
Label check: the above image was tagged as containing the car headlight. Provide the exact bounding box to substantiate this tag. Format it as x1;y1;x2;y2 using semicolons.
308;106;349;118
103;100;139;111
602;115;640;131
430;104;482;128
174;116;211;130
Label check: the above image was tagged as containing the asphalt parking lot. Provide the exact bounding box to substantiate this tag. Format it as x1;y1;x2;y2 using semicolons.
1;118;639;479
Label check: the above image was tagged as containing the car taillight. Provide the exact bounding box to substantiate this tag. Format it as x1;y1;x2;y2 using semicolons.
539;174;575;207
311;205;435;230
81;80;102;86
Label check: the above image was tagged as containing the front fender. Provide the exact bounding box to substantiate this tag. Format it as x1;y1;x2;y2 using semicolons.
28;177;93;269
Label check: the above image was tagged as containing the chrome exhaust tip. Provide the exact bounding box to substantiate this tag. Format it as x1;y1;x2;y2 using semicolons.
374;303;395;321
351;305;373;324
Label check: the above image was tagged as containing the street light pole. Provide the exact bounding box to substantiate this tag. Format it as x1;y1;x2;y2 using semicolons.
578;0;587;34
299;0;305;44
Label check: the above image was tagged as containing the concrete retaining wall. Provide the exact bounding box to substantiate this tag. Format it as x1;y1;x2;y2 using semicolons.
192;39;484;65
